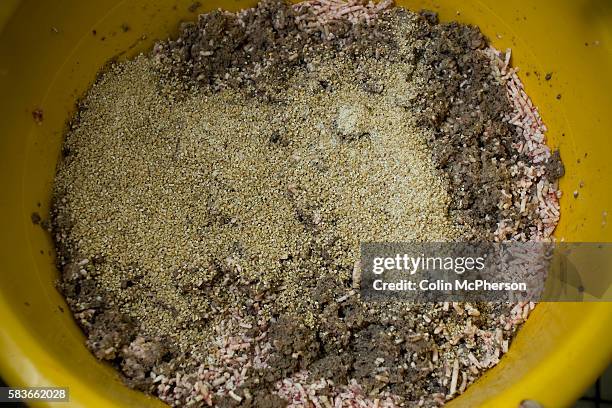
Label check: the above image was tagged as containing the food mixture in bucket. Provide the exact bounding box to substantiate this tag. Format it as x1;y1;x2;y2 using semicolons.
49;0;564;406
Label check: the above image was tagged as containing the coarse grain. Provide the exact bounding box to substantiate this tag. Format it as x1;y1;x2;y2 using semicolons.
53;51;463;408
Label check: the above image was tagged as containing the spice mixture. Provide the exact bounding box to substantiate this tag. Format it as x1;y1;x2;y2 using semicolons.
50;1;563;406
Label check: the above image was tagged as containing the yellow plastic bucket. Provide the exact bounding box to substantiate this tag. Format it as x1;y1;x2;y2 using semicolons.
0;1;611;407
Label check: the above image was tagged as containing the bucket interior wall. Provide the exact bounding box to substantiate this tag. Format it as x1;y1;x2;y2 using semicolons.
0;1;611;407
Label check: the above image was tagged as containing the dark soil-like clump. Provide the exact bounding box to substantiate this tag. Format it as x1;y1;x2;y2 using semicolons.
406;14;563;241
154;0;395;97
409;16;517;239
403;12;564;240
